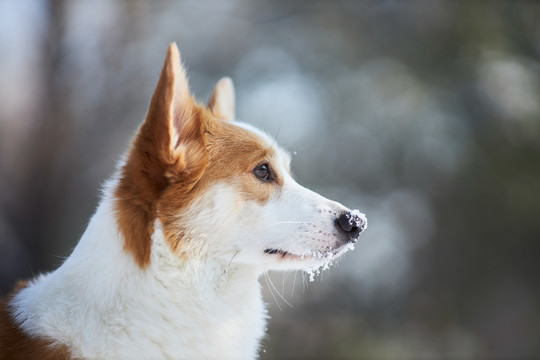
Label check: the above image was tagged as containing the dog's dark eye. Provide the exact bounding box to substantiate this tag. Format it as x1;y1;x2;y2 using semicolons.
253;163;271;181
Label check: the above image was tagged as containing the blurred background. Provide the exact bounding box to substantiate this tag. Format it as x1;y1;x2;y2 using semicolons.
1;0;540;358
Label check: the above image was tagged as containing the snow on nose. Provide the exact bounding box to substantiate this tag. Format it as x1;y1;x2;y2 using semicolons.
336;210;368;241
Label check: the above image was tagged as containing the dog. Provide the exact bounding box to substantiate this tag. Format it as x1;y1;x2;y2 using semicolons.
0;43;367;359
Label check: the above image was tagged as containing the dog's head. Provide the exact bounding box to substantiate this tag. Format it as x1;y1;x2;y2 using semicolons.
115;44;366;273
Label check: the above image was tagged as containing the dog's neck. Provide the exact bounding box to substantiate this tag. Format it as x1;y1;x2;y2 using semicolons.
11;178;266;359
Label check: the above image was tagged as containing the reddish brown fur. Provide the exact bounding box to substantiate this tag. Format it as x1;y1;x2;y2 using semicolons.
116;43;286;263
0;282;72;360
158;119;284;255
0;43;287;357
115;44;208;267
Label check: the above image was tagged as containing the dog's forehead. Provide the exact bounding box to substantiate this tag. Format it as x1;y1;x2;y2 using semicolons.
232;122;291;164
209;120;290;165
231;122;272;144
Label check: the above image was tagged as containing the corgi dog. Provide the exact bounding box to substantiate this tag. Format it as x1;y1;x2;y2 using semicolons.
0;43;367;360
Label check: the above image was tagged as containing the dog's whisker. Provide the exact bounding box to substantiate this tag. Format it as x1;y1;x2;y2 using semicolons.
226;249;241;271
281;272;286;296
218;249;241;284
270;124;281;150
301;271;307;293
264;273;283;312
267;220;311;227
266;273;293;309
291;270;298;298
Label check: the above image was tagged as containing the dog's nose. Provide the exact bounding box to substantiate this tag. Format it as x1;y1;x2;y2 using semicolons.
335;210;367;242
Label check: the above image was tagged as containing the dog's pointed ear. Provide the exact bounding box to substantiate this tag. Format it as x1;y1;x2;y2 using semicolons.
115;43;208;268
136;42;208;184
146;43;198;166
208;77;235;121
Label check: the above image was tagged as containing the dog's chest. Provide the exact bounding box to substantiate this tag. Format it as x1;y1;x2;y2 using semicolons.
78;266;267;359
95;287;266;359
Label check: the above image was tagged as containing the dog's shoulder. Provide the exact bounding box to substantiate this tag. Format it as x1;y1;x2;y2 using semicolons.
0;281;72;360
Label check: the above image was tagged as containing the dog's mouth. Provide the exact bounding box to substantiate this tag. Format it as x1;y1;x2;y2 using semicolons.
264;248;296;258
263;243;356;277
264;247;335;261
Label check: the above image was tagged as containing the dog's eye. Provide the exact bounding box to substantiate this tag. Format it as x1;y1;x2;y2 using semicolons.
253;163;271;181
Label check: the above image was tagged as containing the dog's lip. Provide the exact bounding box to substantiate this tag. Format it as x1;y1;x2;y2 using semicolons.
264;248;295;258
264;237;358;261
263;248;336;260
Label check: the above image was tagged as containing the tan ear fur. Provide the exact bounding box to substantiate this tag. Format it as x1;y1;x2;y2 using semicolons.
208;77;235;121
147;43;194;168
115;43;208;268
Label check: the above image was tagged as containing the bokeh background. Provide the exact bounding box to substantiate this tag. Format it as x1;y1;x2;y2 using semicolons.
1;0;540;358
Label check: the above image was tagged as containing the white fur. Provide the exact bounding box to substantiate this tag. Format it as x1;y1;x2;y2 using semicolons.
9;123;362;359
11;180;265;359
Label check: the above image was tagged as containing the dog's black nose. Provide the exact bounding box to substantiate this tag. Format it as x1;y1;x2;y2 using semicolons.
335;210;367;242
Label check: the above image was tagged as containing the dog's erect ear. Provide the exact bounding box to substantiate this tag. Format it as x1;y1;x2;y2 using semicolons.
135;42;208;185
208;77;235;121
115;43;208;268
145;43;202;170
